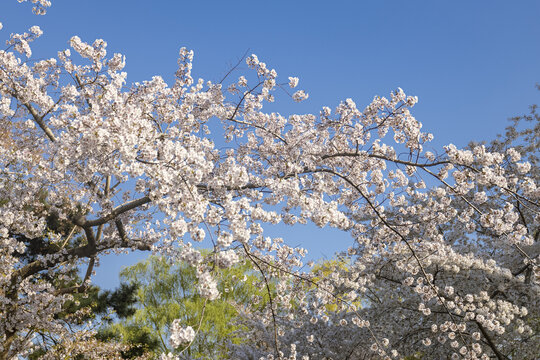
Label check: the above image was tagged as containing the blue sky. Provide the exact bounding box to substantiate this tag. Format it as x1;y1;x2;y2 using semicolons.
2;0;540;289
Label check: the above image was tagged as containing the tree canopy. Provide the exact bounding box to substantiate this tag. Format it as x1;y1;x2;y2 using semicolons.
0;1;538;359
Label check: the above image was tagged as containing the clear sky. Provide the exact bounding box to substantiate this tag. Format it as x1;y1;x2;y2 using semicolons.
2;0;540;289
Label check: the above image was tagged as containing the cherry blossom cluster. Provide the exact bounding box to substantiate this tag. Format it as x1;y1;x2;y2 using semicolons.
17;0;52;15
169;320;196;348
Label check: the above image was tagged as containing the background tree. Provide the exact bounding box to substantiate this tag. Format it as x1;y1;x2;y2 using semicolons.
100;254;269;359
0;172;140;358
27;280;140;359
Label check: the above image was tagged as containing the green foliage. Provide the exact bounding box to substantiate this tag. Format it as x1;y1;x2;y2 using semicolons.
57;282;139;324
98;324;159;359
103;254;267;359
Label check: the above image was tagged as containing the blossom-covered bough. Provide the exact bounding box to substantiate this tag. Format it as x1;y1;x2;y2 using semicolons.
1;1;539;359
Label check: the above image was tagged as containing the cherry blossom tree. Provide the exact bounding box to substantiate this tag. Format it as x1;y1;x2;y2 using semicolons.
0;1;538;359
228;112;539;360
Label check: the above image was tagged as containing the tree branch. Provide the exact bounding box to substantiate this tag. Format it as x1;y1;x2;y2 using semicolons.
72;196;151;227
476;321;509;360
